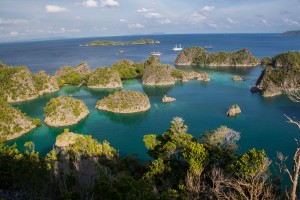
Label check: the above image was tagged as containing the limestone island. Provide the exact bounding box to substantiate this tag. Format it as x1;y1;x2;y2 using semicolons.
252;51;300;97
85;39;160;46
0;62;59;103
87;67;122;89
0;99;41;141
162;95;176;103
175;47;259;67
44;96;89;127
226;104;241;117
281;30;300;36
95;90;151;113
111;59;144;79
54;62;90;87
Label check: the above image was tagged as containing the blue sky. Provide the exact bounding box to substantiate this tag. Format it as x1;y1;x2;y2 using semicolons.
0;0;299;42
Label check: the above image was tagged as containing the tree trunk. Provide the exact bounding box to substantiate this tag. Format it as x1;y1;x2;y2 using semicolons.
291;148;300;200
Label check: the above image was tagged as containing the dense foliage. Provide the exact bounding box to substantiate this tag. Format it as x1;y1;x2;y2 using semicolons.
88;39;160;46
111;59;144;79
0;98;40;141
175;47;259;67
96;90;150;113
87;67;122;88
0;118;284;199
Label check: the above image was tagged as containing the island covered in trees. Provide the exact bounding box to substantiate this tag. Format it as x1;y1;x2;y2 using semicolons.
83;39;160;46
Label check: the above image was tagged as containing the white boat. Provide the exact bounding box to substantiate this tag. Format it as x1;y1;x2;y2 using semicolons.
151;51;161;56
204;45;213;49
173;44;183;51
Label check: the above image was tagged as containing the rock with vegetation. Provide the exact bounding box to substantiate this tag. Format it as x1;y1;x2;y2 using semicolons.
162;95;176;103
187;71;210;81
96;90;150;113
0;99;41;141
281;30;300;36
142;56;175;85
87;39;160;46
87;67;122;89
232;75;244;81
44;96;89;127
0;62;59;103
111;59;144;79
226;104;241;116
171;69;189;82
54;62;90;87
175;47;259;67
253;51;300;97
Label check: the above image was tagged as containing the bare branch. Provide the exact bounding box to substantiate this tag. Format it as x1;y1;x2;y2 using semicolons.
284;114;300;130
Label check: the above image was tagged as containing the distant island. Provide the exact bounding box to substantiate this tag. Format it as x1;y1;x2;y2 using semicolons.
281;30;300;36
83;39;160;46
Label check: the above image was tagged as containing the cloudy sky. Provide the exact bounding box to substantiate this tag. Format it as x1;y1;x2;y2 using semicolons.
0;0;299;42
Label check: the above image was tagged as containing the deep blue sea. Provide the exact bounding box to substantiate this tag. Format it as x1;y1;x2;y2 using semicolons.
0;34;300;165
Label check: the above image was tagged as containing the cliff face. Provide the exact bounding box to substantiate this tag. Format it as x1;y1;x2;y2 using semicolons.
87;67;122;89
142;57;175;86
254;52;300;97
44;96;89;127
0;63;59;103
0;99;39;141
175;47;259;67
96;90;151;113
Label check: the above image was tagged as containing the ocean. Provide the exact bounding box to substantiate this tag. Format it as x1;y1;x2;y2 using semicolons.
0;33;300;163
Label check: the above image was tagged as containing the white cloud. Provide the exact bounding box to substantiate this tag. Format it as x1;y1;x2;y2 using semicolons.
159;19;172;25
261;19;269;25
227;18;238;24
207;22;217;28
201;5;215;12
101;0;119;7
45;5;68;13
191;11;207;22
0;18;29;25
144;12;162;19
128;23;144;29
9;31;18;36
283;18;299;26
137;8;153;13
60;27;80;33
120;18;128;22
82;0;98;8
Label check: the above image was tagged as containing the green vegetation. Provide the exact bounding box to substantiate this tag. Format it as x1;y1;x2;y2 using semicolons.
175;47;259;67
96;90;150;113
44;96;89;126
87;39;160;46
0;117;294;199
0;98;40;141
0;62;58;102
54;66;87;87
111;59;144;79
87;67;122;88
255;52;300;96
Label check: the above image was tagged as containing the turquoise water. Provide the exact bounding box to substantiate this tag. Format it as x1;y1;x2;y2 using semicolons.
1;34;300;163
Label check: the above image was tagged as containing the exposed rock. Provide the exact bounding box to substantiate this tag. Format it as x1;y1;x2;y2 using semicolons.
162;95;176;103
0;99;39;141
54;64;88;87
96;90;150;113
142;57;175;86
0;63;59;103
175;47;259;67
254;52;300;97
44;96;89;127
232;75;244;81
55;130;83;148
171;69;189;82
87;67;122;89
75;62;90;75
226;104;241;117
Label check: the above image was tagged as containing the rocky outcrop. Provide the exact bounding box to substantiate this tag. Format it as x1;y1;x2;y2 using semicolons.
55;130;83;148
96;90;150;113
111;59;144;79
0;63;59;103
44;96;89;127
232;75;244;81
54;63;90;86
162;95;176;103
0;99;40;141
142;57;175;86
226;104;241;117
75;62;90;75
253;52;300;97
187;71;210;81
87;67;122;89
175;47;259;67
